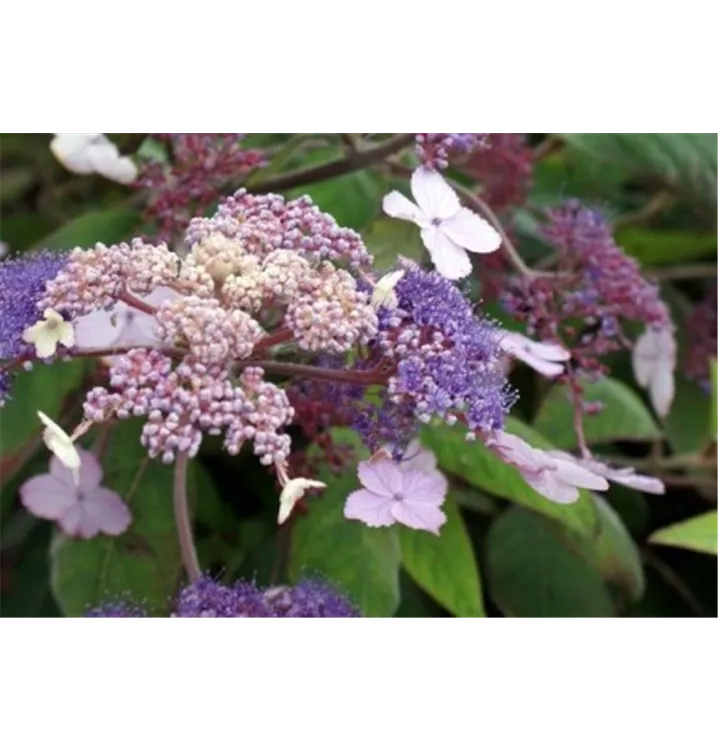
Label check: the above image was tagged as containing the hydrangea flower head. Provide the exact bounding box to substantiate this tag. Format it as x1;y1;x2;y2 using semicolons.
264;581;360;618
383;168;501;280
20;447;131;539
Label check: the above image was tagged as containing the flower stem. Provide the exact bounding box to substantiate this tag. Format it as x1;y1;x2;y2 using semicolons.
173;453;201;584
246;360;386;386
118;289;158;316
248;134;415;194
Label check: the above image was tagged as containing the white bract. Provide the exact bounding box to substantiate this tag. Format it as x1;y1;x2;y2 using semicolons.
632;327;676;418
23;309;75;358
371;270;405;310
278;478;327;525
383;168;501;280
37;411;81;485
51;133;138;185
499;332;571;378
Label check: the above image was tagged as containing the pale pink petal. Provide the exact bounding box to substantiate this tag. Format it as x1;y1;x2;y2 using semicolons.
488;431;547;474
58;505;102;539
420;226;472;280
85;488;132;535
390;501;447;535
20;475;76;521
382;191;428;226
501;333;571;362
50;449;103;492
613;472;666;495
402;440;438;473
74;308;123;349
344;489;395;527
442;207;502;255
357;461;394;498
552;456;609;492
523;471;580;504
372;459;405;496
650;362;675;418
88;142;138;185
400;469;448;505
411;168;460;220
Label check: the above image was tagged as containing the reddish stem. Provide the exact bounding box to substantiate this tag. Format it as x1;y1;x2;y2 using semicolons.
118;289;157;316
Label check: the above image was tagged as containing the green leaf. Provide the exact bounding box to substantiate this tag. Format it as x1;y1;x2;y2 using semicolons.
650;512;718;556
0;360;87;462
561;133;717;208
50;420;210;616
615;228;716;267
578;496;645;603
710;360;717;442
363;216;425;271
665;374;712;454
486;508;616;617
289;478;401;617
33;207;141;251
421;418;598;536
534;378;662;449
399;493;485;617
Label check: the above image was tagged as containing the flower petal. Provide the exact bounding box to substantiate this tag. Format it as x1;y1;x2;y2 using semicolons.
442;208;502;255
20;475;76;521
650;361;675;418
390;500;447;535
74;308;123;349
382;191;427;226
402;440;438;474
552;456;609;492
411;168;460;220
50;133;103;174
50;449;103;491
523;471;580;504
85;488;132;535
58;504;102;539
344;489;395;528
38;411;81;482
420;226;472;280
400;469;448;505
92;149;138;185
357;461;395;498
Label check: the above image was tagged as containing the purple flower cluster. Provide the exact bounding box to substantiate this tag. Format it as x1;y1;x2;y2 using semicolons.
503;202;673;378
85;578;359;617
415;133;489;170
685;284;717;391
186;188;372;269
0;250;69;402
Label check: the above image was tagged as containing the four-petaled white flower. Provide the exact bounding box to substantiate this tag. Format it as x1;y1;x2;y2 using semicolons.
51;133;138;185
383;167;501;280
499;332;571;378
632;326;676;418
278;478;327;525
371;270;405;310
37;411;82;485
23;309;75;359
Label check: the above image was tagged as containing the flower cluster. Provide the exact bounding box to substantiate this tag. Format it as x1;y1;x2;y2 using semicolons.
415;133;488;170
685;284;716;391
0;250;70;402
137;134;266;240
86;578;359;617
503;202;674;384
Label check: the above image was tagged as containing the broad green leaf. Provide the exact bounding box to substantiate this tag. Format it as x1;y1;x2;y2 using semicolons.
399;493;485;617
34;207;141;251
486;508;616;617
0;360;87;463
665;375;712;454
616;228;716;267
710;360;717;441
289;476;401;617
50;420;211;616
364;216;425;271
650;512;717;556
570;496;645;603
534;378;661;448
421;418;598;536
561;133;717;208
